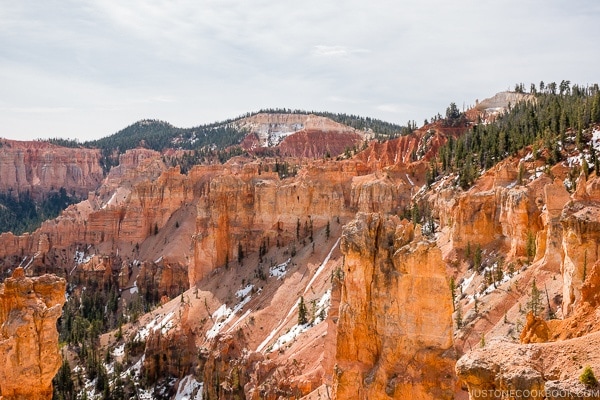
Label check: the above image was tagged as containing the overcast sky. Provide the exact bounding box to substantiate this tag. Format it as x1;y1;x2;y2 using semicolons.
1;0;599;141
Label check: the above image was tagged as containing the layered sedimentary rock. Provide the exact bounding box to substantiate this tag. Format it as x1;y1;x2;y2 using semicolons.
0;267;66;399
560;199;600;315
190;160;364;284
0;139;104;200
334;213;455;400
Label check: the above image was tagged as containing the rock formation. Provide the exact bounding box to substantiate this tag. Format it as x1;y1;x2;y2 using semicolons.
456;335;600;400
334;213;455;399
0;139;104;200
0;267;66;399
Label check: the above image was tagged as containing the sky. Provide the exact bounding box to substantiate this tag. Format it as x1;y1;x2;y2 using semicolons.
1;0;599;141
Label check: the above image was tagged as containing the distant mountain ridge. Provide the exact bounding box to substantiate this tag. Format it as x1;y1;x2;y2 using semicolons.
47;109;406;155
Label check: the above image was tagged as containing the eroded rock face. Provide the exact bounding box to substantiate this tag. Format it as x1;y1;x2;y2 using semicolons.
456;335;600;400
451;185;542;260
0;267;66;399
560;201;600;316
334;213;455;400
190;160;361;285
0;139;104;200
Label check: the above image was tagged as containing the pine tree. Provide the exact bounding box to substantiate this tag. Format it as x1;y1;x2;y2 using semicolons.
326;220;331;240
450;277;457;311
237;242;244;264
527;279;543;317
474;244;482;272
455;302;463;329
526;231;536;262
298;296;308;325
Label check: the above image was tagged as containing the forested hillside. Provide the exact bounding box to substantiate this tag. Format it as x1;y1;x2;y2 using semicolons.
433;82;600;189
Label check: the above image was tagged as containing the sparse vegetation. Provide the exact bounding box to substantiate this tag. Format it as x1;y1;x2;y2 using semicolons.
580;366;598;387
298;296;308;325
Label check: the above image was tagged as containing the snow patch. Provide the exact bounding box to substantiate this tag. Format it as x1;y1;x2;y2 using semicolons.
592;129;600;152
303;238;340;295
112;343;125;357
521;152;533;162
269;289;331;352
461;272;476;292
236;284;254;299
135;312;176;341
129;280;138;294
269;258;291;279
175;375;204;400
206;295;252;339
102;192;117;209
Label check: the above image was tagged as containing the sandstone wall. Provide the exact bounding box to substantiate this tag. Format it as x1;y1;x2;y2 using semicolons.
0;139;104;200
0;268;66;399
334;213;455;400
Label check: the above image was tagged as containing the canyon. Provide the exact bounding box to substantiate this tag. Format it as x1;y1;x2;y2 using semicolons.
0;93;599;399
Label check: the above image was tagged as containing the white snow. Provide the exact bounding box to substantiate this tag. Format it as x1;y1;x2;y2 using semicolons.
257;239;340;353
102;192;117;209
175;375;204;400
206;295;252;339
135;312;176;341
129;280;138;294
269;289;331;352
225;309;252;334
74;251;93;266
112;343;125;357
303;238;340;295
236;284;254;299
461;272;476;292
405;173;415;186
567;154;583;167
479;271;512;297
564;179;574;190
269;258;291;279
256;302;298;352
157;311;175;335
592;129;600;152
270;323;310;352
521;152;533;162
155;256;163;264
23;256;34;270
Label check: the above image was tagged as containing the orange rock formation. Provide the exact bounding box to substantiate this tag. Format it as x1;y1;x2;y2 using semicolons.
334;213;455;399
0;267;66;399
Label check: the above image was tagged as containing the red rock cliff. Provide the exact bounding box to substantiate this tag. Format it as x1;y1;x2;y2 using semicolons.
0;139;104;200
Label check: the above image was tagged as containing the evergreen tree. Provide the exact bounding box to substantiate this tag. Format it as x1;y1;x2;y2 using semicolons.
527;279;543;317
298;296;308;325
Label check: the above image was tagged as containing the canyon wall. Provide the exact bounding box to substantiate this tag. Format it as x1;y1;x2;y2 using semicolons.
0;139;104;200
334;213;455;399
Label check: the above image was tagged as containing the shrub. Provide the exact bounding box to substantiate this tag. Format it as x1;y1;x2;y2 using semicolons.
580;366;598;387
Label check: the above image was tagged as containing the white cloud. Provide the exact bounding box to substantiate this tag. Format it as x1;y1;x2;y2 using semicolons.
0;0;599;140
313;45;369;57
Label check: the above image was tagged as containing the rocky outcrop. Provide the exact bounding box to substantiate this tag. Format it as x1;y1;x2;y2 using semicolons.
0;267;66;399
190;160;363;284
456;335;600;400
0;139;104;200
237;113;367;158
334;213;455;399
520;312;550;344
451;184;543;259
560;200;600;316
